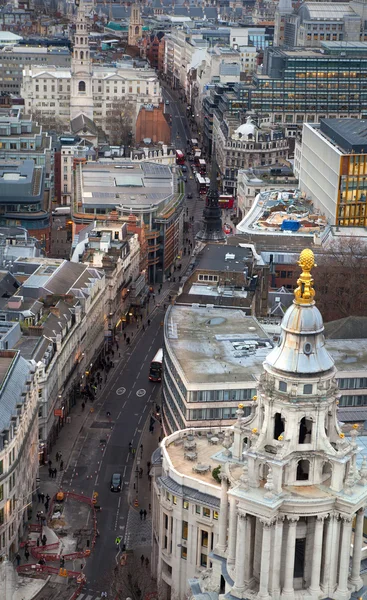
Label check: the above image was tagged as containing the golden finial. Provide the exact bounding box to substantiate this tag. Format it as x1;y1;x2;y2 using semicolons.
294;249;317;305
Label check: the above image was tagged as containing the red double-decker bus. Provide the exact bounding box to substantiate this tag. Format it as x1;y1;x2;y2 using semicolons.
198;159;206;175
196;174;210;195
176;150;185;165
218;195;235;210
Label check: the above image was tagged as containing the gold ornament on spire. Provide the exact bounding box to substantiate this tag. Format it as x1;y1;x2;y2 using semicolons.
294;249;317;305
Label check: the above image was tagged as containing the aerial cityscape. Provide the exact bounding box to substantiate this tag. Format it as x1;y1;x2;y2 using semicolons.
0;0;367;599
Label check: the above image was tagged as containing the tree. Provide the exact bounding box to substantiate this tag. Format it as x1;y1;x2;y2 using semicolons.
105;554;157;600
105;100;135;147
313;236;367;322
29;109;66;134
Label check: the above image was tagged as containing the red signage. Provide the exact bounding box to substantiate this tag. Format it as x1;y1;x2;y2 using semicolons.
54;409;63;417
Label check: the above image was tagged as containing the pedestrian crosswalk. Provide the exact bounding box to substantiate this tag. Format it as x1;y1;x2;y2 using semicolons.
76;592;103;600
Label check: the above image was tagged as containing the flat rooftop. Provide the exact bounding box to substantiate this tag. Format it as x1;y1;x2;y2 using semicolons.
319;118;367;154
78;161;174;210
236;188;327;237
165;305;273;386
194;243;254;272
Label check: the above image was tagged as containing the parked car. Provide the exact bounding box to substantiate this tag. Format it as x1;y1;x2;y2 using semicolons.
187;193;193;199
110;473;122;492
165;100;169;105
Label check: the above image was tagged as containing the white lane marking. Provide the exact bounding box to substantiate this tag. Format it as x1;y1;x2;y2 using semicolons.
116;387;126;395
136;389;146;397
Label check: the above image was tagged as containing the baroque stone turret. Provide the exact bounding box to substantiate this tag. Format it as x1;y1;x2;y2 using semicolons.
70;0;94;121
196;153;226;243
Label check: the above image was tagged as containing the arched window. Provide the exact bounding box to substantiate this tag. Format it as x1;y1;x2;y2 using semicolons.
78;81;86;92
135;25;140;34
296;459;310;481
322;461;332;482
80;51;84;60
299;417;312;444
274;412;284;440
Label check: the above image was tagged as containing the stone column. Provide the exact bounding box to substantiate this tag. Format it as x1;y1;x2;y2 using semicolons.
258;520;272;599
309;515;326;594
232;513;247;597
350;508;364;590
216;474;229;553
227;496;238;566
281;516;298;599
270;516;284;596
321;514;335;592
336;516;353;597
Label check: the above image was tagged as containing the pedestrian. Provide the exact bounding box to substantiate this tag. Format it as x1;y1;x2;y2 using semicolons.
25;549;29;562
60;460;64;471
148;319;150;326
48;469;52;479
82;401;85;411
53;468;57;478
37;491;41;503
145;557;149;568
123;332;126;341
48;460;52;468
45;501;49;512
36;511;40;523
140;554;145;565
36;537;40;547
129;442;132;453
15;553;21;566
40;492;45;504
140;444;143;458
60;556;65;568
143;509;147;520
46;494;50;503
42;534;47;546
24;542;29;553
126;337;130;345
142;324;145;331
139;468;143;478
139;509;143;521
55;452;59;462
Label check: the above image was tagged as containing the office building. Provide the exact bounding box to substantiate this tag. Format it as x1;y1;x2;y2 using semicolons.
152;249;367;600
0;45;71;95
298;118;367;226
73;160;183;283
0;159;51;253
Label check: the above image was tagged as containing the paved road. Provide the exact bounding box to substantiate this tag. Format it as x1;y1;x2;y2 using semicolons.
71;92;202;597
62;307;164;596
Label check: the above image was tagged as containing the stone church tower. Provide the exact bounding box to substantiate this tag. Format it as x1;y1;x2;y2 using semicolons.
213;249;367;600
70;0;94;121
128;5;143;47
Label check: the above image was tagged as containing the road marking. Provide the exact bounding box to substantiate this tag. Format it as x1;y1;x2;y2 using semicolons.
122;400;127;407
117;410;121;419
116;387;126;395
123;466;126;477
136;389;146;397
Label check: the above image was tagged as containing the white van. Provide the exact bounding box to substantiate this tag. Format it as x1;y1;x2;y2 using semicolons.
52;207;71;216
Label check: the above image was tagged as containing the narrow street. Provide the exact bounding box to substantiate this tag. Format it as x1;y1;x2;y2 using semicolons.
46;94;203;599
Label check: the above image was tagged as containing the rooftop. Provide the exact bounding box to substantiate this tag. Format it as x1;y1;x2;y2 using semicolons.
165;305;272;387
318;118;367;154
194;243;255;272
236;188;327;237
77;161;174;210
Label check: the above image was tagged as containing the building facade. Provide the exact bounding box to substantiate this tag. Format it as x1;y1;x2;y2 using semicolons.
152;249;367;600
0;350;38;560
213;116;289;194
298;118;367;227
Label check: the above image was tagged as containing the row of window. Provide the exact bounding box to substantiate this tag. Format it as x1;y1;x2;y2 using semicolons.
339;395;367;407
165;492;219;519
188;406;250;421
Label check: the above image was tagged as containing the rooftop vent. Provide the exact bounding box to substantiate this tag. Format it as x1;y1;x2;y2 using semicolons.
225;253;235;260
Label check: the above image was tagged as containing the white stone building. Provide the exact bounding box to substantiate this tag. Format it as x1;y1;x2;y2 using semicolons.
21;0;161;132
0;350;38;559
152;248;367;600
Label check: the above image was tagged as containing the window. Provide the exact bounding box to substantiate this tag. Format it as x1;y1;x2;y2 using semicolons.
181;546;187;560
166;492;171;501
201;553;208;567
201;530;208;548
303;384;312;394
195;505;201;514
296;459;310;481
183;500;189;510
0;484;3;501
213;510;219;520
182;520;188;540
198;274;219;283
279;381;287;392
203;507;210;518
172;495;177;505
78;80;86;92
0;508;3;525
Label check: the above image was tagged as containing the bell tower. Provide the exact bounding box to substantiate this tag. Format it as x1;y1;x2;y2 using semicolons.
222;249;367;600
70;0;94;121
128;5;143;47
